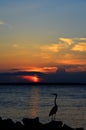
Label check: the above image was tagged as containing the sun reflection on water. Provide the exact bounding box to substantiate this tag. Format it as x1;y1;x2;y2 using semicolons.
30;87;39;118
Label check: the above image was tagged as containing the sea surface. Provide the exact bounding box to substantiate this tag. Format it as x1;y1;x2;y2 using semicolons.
0;85;86;129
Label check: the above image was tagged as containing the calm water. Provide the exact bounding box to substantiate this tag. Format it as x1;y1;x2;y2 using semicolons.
0;85;86;129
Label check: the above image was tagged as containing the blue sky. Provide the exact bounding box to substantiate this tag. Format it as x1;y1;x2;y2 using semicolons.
0;0;86;38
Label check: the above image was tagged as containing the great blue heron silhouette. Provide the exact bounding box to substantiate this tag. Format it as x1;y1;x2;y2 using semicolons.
49;93;58;120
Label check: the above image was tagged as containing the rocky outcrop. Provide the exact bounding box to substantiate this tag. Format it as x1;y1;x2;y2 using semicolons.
0;117;84;130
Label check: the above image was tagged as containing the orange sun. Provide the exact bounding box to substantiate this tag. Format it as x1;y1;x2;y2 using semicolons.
22;75;41;82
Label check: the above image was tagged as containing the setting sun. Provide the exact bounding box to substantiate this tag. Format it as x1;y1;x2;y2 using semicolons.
32;75;39;82
22;75;41;83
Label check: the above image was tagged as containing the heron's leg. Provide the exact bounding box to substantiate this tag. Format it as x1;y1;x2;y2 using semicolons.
52;115;53;121
54;114;56;120
54;115;55;120
51;115;53;121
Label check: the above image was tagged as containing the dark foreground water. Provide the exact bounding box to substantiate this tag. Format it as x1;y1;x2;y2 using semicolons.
0;85;86;129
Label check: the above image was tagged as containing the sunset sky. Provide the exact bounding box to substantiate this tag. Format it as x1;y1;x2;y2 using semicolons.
0;0;86;75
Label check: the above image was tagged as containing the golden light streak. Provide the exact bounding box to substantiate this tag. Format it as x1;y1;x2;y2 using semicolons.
30;87;39;118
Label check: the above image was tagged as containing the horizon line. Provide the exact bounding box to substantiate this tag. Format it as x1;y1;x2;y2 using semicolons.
0;82;86;86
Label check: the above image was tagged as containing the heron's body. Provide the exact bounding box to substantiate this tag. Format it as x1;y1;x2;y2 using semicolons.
49;104;57;117
49;94;58;120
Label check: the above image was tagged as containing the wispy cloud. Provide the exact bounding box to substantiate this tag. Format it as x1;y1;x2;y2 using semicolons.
39;37;86;65
12;43;27;49
79;38;86;41
0;20;12;29
9;66;57;73
40;44;59;53
64;65;86;72
49;37;86;52
72;42;86;52
59;37;74;45
0;20;5;25
12;44;19;48
40;39;70;53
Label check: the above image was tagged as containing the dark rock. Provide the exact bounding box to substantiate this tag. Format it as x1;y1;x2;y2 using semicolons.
0;117;2;121
15;121;24;130
1;118;15;130
0;116;84;130
43;120;63;130
22;117;42;129
62;124;75;130
75;128;84;130
22;117;39;125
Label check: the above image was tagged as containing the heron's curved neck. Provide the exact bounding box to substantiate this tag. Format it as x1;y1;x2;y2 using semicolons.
54;96;57;106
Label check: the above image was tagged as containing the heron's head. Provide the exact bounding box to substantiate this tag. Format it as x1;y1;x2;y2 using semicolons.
52;93;58;97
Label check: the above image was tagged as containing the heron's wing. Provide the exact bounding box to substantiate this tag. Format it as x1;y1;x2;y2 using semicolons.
49;106;57;116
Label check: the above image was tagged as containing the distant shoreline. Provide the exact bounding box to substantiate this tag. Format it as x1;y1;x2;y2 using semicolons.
0;82;86;86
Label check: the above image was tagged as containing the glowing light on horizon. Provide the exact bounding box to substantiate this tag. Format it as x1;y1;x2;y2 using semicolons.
22;75;41;82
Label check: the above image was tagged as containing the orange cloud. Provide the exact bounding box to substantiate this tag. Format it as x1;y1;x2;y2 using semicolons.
40;43;68;53
72;42;86;51
18;66;57;73
40;44;59;52
0;37;86;72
